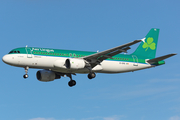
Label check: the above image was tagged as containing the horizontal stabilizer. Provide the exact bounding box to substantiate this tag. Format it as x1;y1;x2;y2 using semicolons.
147;53;177;64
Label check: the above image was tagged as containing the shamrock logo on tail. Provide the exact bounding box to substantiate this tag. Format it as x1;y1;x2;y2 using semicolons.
142;37;156;51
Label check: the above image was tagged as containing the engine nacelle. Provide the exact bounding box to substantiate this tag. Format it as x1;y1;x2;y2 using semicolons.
65;58;86;69
54;59;66;69
36;70;60;82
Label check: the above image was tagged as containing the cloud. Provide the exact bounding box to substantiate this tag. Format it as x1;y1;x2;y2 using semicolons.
81;115;124;120
103;115;124;120
29;118;75;120
81;116;101;120
85;77;180;101
29;118;56;120
169;116;180;120
29;115;124;120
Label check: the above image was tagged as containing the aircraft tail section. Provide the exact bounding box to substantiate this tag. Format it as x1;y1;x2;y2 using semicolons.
131;28;160;59
147;53;177;64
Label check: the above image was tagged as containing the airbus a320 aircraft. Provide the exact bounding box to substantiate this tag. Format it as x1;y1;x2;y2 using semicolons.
2;28;176;87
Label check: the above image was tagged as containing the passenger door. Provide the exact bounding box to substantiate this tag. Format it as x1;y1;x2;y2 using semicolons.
26;47;32;58
132;55;138;66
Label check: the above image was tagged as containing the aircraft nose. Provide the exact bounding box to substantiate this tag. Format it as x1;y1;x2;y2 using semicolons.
2;55;7;63
2;55;11;64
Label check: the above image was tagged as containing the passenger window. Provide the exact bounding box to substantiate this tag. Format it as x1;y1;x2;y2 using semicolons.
17;51;20;53
14;51;17;53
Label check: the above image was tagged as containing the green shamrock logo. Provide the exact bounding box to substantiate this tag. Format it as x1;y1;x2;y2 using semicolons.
142;37;156;51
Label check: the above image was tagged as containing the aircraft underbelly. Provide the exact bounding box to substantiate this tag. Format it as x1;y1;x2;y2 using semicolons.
100;60;151;73
10;55;152;74
51;60;152;74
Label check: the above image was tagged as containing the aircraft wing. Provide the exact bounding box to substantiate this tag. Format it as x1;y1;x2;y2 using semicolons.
83;40;142;68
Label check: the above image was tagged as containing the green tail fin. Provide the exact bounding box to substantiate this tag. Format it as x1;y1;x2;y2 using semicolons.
131;28;160;59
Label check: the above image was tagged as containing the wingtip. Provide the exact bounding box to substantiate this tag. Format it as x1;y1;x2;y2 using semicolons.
134;40;142;42
172;53;177;55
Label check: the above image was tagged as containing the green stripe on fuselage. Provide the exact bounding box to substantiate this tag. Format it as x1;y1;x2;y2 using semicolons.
8;47;147;64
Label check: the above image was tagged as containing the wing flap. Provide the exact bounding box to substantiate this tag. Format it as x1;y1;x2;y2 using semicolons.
83;40;141;68
97;46;131;62
84;40;141;60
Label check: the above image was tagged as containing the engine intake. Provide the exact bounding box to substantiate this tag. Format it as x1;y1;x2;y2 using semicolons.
36;70;60;82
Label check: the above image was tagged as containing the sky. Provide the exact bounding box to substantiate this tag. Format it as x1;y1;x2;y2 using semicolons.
0;0;180;120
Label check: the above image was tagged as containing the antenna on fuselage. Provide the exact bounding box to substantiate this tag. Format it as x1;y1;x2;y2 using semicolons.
26;45;28;47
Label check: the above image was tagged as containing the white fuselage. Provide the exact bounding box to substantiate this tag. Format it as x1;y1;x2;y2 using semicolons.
2;54;153;74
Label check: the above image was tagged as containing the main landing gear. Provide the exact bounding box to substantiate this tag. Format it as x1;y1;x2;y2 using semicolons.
66;72;96;87
88;72;96;79
87;67;96;79
67;74;76;87
23;66;29;79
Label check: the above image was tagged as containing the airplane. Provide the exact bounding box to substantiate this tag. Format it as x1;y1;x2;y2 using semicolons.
2;28;177;87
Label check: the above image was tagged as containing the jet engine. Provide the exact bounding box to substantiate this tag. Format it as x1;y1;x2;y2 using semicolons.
65;58;86;69
36;70;60;82
53;59;66;69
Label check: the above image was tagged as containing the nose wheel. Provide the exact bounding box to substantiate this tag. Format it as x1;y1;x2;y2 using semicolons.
23;74;28;79
23;66;29;79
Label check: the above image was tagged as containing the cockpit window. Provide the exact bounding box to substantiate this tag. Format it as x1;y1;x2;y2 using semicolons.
8;51;21;54
9;51;13;54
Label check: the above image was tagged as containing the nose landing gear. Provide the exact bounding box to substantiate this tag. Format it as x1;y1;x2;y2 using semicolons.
23;74;28;79
23;66;29;79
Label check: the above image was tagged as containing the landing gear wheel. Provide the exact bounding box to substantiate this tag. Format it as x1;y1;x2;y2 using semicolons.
23;74;28;79
88;72;96;79
68;80;76;87
23;66;29;79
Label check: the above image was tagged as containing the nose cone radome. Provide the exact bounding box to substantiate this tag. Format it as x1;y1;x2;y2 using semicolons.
2;55;6;63
2;55;11;64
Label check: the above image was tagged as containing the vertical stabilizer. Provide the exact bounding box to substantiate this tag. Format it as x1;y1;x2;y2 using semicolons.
131;28;159;59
